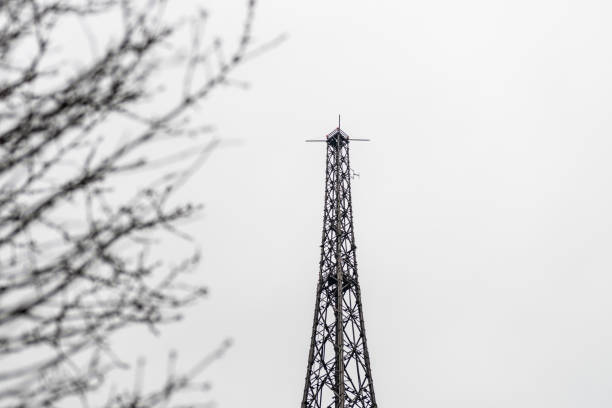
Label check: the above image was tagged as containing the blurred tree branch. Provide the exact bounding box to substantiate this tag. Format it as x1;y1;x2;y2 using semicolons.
0;0;266;406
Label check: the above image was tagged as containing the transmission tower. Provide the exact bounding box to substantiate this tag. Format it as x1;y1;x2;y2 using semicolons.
302;125;378;408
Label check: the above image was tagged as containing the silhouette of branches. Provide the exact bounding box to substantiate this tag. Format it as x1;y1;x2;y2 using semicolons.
0;0;260;406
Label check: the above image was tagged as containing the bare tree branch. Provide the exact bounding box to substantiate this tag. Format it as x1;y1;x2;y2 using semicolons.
0;0;263;406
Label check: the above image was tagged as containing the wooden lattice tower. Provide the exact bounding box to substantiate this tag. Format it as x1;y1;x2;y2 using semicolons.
302;125;378;408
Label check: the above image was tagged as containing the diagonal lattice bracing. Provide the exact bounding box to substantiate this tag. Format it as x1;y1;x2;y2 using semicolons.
301;128;378;408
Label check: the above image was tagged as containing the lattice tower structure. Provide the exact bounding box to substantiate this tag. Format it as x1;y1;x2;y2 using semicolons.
301;127;378;408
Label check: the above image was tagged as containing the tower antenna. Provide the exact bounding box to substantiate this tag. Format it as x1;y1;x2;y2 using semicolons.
301;126;378;408
305;119;371;143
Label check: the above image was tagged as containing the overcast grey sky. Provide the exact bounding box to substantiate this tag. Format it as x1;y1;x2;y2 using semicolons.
111;1;612;407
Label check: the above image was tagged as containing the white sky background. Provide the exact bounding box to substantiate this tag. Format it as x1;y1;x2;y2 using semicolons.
107;0;612;407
